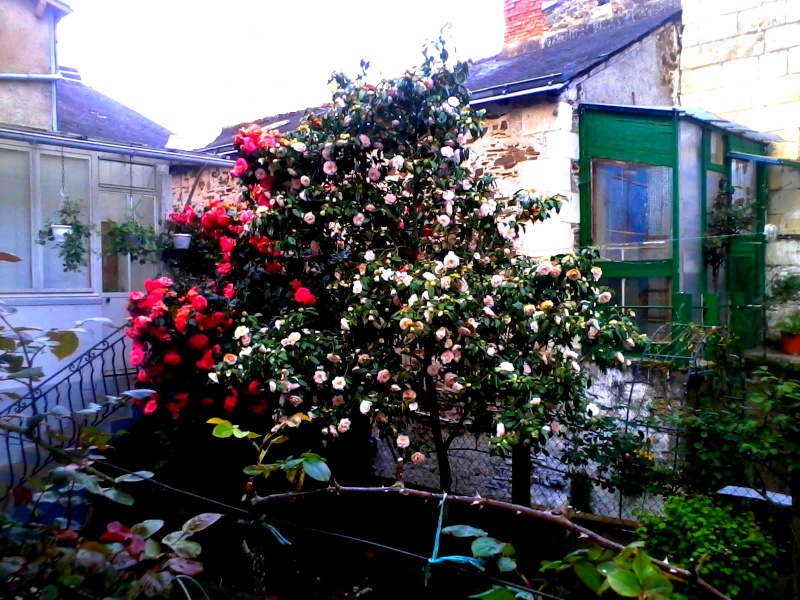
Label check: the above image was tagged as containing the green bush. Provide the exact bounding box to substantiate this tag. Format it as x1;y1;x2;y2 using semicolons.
637;495;778;598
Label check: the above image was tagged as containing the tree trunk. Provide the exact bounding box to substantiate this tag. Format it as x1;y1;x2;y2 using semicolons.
511;442;531;507
425;370;452;493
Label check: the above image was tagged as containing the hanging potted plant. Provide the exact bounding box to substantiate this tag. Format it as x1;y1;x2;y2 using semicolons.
37;198;96;272
105;207;163;265
163;205;199;250
777;313;800;355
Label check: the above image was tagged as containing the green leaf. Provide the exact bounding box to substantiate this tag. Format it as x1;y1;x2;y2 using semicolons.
182;513;222;535
471;537;506;558
114;470;154;483
442;525;489;538
142;538;162;559
300;454;331;482
100;488;135;505
6;367;44;380
121;389;157;399
642;572;673;598
212;422;234;438
574;561;603;592
497;556;517;573
46;330;80;360
607;570;642;598
170;539;202;558
597;561;623;576
40;585;59;600
469;587;517;600
633;548;657;582
131;519;164;539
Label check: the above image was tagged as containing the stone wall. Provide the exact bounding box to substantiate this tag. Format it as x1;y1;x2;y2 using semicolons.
543;0;679;38
0;0;55;130
681;0;800;336
170;165;238;208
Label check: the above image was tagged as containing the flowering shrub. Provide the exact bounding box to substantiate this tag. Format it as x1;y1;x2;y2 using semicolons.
129;43;642;491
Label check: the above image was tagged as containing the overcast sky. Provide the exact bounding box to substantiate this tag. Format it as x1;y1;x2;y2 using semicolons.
57;1;505;149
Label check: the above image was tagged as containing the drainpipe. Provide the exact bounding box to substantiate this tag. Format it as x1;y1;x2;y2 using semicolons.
0;73;64;81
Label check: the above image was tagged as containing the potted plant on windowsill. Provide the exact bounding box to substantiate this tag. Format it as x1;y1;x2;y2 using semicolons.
105;208;163;265
777;313;800;355
37;198;96;272
163;205;199;250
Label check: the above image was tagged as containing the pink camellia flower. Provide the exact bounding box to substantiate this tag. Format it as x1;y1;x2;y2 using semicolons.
332;395;345;406
598;291;612;304
437;215;450;227
536;260;553;276
384;193;397;205
427;363;441;377
443;251;459;269
353;213;365;226
367;166;381;181
402;389;417;402
303;212;316;225
411;452;426;464
288;395;303;407
231;158;248;178
365;204;376;212
483;296;494;308
359;134;371;148
130;347;145;367
313;370;328;384
377;369;391;383
144;398;158;415
300;175;310;186
396;435;410;448
550;264;562;277
323;160;338;176
440;350;456;364
337;418;351;433
332;376;346;390
591;266;603;281
360;400;372;414
491;274;504;288
129;290;145;302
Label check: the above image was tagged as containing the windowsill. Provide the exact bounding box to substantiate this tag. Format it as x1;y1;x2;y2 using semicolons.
0;295;104;306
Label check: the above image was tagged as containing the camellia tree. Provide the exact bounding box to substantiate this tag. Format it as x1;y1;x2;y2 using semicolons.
128;43;643;503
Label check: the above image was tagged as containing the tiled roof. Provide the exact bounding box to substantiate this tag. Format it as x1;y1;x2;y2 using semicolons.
56;71;173;148
200;107;321;152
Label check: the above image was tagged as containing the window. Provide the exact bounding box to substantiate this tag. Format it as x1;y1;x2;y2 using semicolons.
0;148;33;290
591;160;673;261
605;277;672;339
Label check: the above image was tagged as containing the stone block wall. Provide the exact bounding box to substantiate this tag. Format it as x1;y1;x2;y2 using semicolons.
543;0;679;38
170;165;238;208
0;0;56;131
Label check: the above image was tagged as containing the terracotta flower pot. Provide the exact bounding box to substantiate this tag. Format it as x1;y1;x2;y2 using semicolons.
781;332;800;355
172;233;192;250
51;224;73;241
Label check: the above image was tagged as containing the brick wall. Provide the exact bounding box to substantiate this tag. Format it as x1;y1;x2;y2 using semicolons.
504;0;545;46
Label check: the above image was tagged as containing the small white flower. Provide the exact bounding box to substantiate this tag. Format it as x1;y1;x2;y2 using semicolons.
443;251;460;269
498;361;514;373
341;318;350;332
586;403;600;417
396;435;410;448
353;280;363;294
447;96;460;107
313;371;328;384
615;351;625;364
292;141;307;153
337;418;351;433
408;402;418;411
208;372;219;384
496;422;505;437
360;400;373;414
364;250;375;261
332;376;346;390
440;146;454;158
530;397;542;406
233;325;250;339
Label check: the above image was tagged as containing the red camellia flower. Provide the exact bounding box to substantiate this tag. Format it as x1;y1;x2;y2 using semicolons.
196;350;216;370
294;287;317;306
144;398;158;415
130;346;145;367
231;157;249;178
129;290;145;303
187;334;210;350
223;283;235;299
219;236;236;253
190;294;208;312
200;396;215;407
217;262;232;276
251;398;268;415
164;351;182;366
265;262;283;274
224;390;238;413
290;280;303;291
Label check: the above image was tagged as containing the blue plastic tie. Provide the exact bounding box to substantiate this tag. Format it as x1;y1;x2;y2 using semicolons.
424;492;485;586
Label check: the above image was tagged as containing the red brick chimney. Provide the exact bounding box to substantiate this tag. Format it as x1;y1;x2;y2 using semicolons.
503;0;546;47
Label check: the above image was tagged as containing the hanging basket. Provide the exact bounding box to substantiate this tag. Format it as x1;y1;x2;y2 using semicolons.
172;234;192;250
51;224;73;241
123;233;144;246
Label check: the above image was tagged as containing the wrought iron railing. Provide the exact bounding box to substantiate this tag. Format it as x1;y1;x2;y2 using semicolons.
0;325;134;499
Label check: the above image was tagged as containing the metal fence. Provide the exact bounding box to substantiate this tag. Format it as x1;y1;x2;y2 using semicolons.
0;326;134;500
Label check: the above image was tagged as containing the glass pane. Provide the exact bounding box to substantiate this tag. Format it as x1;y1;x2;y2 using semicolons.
603;277;672;340
706;171;726;294
0;148;32;290
709;132;724;166
679;122;703;322
99;191;131;293
731;159;756;203
99;160;156;190
592;160;673;261
129;194;159;291
40;154;91;290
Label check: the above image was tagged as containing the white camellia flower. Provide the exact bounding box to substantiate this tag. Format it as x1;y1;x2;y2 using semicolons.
530;397;542;406
332;376;346;390
360;400;372;414
353;280;363;294
233;326;250;339
440;146;454;158
364;250;375;261
496;422;505;437
447;96;460;107
586;403;600;417
208;372;219;384
341;318;350;331
443;251;460;269
337;418;351;433
498;361;514;372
